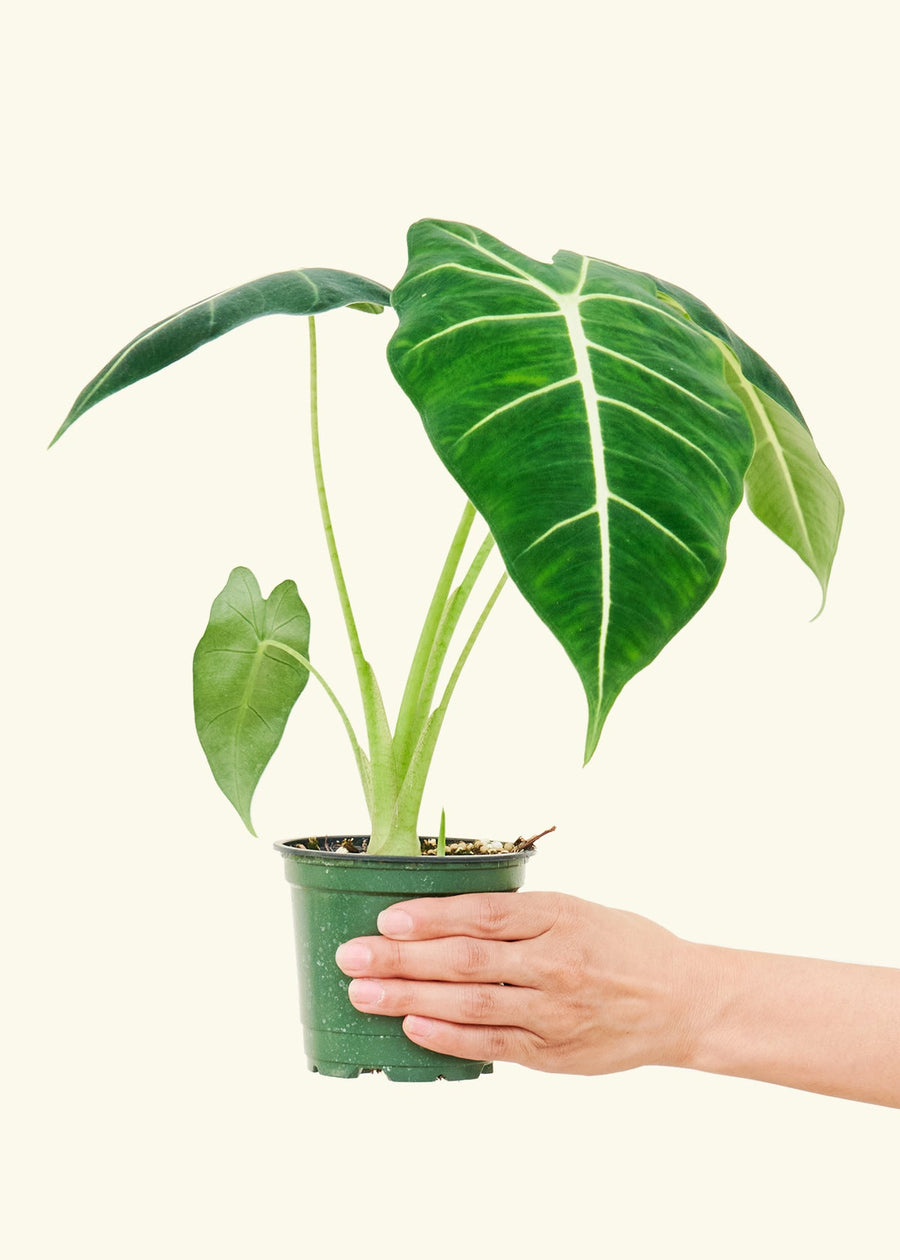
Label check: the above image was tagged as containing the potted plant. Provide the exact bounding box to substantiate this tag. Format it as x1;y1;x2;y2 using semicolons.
52;218;843;1080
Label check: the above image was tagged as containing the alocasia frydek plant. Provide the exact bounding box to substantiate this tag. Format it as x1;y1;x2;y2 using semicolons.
52;220;843;855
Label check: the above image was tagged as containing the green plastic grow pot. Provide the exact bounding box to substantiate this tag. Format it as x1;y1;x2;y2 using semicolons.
275;837;532;1081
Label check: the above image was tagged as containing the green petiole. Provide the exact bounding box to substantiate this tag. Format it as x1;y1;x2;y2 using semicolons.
307;317;506;857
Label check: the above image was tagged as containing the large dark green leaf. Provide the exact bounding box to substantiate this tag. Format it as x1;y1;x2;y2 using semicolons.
388;220;762;759
51;268;391;444
193;567;311;834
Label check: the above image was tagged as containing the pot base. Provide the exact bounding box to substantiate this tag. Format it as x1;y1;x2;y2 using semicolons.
311;1061;492;1082
301;1025;493;1080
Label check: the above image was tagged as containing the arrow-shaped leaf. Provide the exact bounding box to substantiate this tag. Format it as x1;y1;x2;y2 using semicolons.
193;567;311;834
388;220;767;759
51;268;392;444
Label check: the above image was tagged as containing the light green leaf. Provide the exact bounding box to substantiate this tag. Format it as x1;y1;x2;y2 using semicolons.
653;279;843;606
388;220;757;759
51;268;392;445
193;567;311;834
725;357;843;610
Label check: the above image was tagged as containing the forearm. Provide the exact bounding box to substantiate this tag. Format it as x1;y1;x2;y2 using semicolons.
684;943;900;1107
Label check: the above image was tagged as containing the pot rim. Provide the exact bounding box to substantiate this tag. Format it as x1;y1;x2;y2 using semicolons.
274;835;533;864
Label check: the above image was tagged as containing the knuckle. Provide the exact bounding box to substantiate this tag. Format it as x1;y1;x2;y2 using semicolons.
522;1029;553;1064
453;935;491;979
544;891;576;934
459;984;499;1023
484;1025;542;1065
483;1026;513;1061
475;893;515;938
383;939;408;975
380;982;412;1015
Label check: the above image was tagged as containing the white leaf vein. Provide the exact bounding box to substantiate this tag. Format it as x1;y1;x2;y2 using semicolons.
406;310;564;355
455;376;579;445
609;494;702;564
517;507;599;559
586;341;731;417
433;225;561;300
578;291;694;335
556;256;610;713
595;395;731;485
409;262;538;289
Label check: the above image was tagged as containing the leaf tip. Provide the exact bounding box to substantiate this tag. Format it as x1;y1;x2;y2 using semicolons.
48;414;74;449
808;577;829;623
236;800;258;837
582;711;605;767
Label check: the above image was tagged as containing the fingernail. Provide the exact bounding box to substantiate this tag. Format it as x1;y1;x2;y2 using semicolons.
348;979;383;1008
335;942;372;971
377;908;414;936
404;1015;434;1039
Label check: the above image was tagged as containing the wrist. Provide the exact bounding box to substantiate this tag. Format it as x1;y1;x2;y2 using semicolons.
666;939;736;1071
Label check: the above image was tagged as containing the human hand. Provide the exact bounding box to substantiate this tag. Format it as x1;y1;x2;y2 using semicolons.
334;892;703;1075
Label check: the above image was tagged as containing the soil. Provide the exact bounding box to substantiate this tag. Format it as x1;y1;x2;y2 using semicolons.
291;827;554;856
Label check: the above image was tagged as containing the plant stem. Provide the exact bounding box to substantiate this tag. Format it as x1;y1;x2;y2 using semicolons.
304;321;503;856
308;316;367;682
434;572;508;728
407;530;495;760
390;573;508;840
263;640;373;814
393;500;476;772
307;317;397;837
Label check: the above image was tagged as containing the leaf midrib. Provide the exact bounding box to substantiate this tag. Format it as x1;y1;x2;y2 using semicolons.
556;256;611;712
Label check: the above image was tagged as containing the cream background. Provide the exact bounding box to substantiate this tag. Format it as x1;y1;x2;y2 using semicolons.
4;1;898;1255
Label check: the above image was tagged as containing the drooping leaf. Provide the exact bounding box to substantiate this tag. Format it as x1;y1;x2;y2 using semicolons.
388;220;768;759
193;567;311;834
652;279;843;605
51;268;392;444
728;362;843;610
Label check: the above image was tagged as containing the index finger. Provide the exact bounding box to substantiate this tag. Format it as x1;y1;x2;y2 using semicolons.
376;891;564;941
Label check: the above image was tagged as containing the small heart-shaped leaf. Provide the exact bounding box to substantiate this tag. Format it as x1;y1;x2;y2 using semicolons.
193;567;311;834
